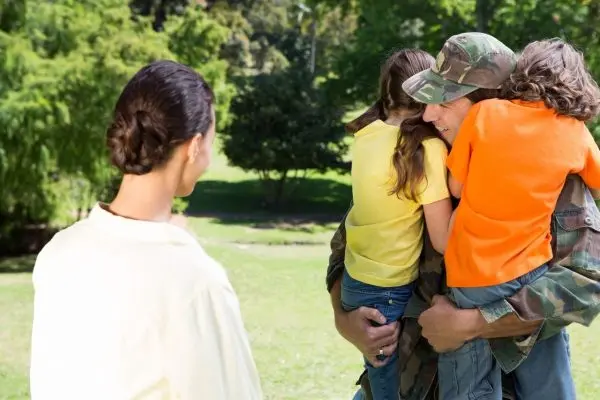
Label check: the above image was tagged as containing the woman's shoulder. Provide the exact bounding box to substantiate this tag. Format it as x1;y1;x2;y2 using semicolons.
34;217;96;260
37;217;231;291
157;240;236;295
177;245;230;285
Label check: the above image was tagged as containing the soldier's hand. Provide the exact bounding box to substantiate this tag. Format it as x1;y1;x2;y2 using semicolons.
335;306;400;367
418;295;481;353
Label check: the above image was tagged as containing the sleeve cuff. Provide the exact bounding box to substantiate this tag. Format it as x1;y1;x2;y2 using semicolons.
513;322;544;358
420;192;451;206
479;299;546;360
478;298;516;323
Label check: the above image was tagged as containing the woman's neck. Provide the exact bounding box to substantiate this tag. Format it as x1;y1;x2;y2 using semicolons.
108;173;175;222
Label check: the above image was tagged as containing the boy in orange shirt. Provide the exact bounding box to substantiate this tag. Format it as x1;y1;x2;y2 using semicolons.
437;38;600;400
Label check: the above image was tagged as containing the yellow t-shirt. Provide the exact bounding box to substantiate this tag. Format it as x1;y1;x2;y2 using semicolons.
345;120;450;287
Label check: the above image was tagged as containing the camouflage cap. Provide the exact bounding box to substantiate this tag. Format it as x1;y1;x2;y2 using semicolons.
402;32;517;104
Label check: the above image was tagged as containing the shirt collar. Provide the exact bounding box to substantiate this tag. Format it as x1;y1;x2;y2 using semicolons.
87;203;198;246
354;119;391;137
509;99;547;109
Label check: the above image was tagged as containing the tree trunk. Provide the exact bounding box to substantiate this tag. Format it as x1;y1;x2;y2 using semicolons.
475;0;490;32
475;0;502;33
309;17;317;75
272;170;288;210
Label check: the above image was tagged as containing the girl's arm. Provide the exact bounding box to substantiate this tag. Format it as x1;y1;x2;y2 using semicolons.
423;198;455;254
419;138;456;254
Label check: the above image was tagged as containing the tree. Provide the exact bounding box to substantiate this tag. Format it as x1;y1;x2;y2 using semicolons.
0;0;26;32
325;0;472;106
0;0;233;249
222;66;347;207
164;5;236;129
325;0;599;108
129;0;192;31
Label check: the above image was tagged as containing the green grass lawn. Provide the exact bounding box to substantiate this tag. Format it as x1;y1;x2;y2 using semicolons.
1;220;600;399
2;143;600;399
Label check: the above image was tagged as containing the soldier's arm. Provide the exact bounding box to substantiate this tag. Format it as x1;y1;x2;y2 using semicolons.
418;295;541;351
476;313;541;338
419;278;592;352
478;265;600;341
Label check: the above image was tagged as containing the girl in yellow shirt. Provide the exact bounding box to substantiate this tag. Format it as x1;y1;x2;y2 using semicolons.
342;49;454;400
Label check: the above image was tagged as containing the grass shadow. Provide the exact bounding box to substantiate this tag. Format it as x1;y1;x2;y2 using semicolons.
0;255;36;273
186;177;351;224
0;225;58;259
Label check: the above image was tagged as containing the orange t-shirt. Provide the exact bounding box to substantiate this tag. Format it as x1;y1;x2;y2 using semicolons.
445;99;600;288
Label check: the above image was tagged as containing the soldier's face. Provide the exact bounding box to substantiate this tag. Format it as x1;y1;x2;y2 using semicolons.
422;97;473;144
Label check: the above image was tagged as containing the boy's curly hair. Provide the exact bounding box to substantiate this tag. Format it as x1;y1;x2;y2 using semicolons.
501;38;600;122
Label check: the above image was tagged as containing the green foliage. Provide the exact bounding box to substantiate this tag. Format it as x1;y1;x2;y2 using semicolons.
130;0;192;31
208;0;293;77
327;0;600;111
164;5;235;129
0;1;26;33
172;197;189;214
221;66;347;207
0;0;233;236
208;0;354;207
325;0;470;105
0;0;170;231
5;0;600;239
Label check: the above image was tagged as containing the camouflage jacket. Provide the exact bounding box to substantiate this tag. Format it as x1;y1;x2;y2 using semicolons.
326;175;600;400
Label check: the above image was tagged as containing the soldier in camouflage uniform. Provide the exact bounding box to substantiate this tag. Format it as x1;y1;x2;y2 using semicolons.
326;32;600;400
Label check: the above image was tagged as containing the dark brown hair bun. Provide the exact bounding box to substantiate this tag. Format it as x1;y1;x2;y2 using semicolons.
106;60;214;175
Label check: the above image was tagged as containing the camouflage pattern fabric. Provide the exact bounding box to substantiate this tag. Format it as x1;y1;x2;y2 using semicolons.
401;32;517;104
325;175;600;400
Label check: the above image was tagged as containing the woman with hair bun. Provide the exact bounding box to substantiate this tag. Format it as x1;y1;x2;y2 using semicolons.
29;60;263;400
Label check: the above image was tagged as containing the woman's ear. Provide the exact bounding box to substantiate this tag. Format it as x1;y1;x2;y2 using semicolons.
186;134;203;162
